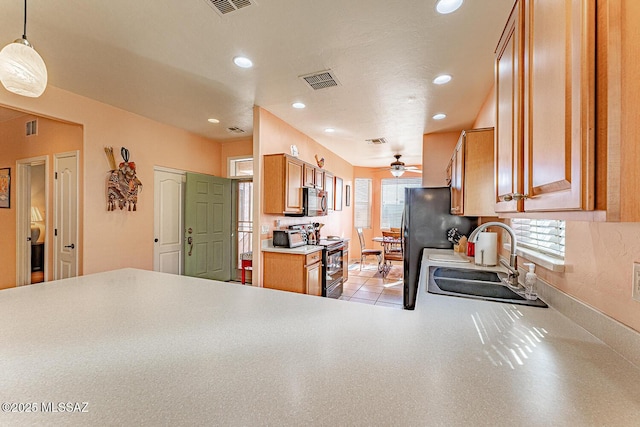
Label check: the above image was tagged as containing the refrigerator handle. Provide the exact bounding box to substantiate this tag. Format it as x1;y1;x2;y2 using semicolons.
401;207;405;254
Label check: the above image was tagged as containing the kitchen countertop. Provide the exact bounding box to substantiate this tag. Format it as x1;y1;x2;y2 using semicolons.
261;239;323;254
1;260;639;425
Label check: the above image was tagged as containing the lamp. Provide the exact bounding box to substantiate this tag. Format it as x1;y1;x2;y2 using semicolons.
0;0;47;98
390;168;405;178
30;206;43;243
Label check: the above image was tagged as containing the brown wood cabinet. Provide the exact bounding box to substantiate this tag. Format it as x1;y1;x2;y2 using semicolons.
263;250;323;296
263;154;304;215
324;172;334;211
595;0;640;222
449;128;495;217
303;163;315;188
495;0;595;213
315;169;325;190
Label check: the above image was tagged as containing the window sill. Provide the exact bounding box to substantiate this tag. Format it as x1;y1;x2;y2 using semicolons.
504;244;565;273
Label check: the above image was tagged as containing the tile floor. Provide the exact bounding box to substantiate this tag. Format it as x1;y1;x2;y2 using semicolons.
341;261;403;309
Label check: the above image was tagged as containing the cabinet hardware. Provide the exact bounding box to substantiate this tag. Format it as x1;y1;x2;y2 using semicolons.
502;193;529;202
64;243;75;249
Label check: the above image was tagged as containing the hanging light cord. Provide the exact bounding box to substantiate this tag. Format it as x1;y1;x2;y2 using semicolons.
22;0;28;40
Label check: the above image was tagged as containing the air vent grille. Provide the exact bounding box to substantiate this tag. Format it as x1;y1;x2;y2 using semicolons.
204;0;256;16
227;126;246;134
26;119;37;136
300;70;340;91
366;137;387;145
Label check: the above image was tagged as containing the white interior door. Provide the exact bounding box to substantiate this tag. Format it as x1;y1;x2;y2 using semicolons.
54;152;78;280
154;168;185;274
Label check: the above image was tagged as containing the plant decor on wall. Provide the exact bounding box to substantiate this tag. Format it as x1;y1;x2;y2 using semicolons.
104;146;143;211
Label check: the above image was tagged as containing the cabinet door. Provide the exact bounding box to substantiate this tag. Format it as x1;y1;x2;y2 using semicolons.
285;157;304;213
450;136;464;215
523;0;595;211
314;169;324;190
305;261;322;296
303;163;315;187
324;172;334;211
495;0;524;213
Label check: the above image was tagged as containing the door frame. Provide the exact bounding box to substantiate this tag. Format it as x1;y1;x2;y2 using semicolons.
16;155;49;286
153;166;186;274
54;151;79;280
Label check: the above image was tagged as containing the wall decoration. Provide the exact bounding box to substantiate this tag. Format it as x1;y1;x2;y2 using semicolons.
314;154;325;168
345;184;351;207
0;168;10;208
334;176;343;211
104;146;143;211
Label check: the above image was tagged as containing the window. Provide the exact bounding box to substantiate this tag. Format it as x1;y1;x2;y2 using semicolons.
354;178;372;228
236;181;253;267
380;177;422;229
511;218;565;259
228;157;253;178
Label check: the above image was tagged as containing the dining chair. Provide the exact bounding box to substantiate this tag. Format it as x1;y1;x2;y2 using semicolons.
356;228;382;271
381;230;402;275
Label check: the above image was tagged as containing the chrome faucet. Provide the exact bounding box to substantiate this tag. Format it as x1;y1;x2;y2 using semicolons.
468;222;519;288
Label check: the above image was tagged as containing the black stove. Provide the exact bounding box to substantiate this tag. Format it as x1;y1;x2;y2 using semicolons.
288;224;345;298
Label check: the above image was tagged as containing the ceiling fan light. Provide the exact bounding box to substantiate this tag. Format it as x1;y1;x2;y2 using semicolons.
0;39;48;97
391;169;405;178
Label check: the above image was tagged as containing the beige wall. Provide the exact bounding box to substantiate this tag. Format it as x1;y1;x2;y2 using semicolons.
221;137;253;177
0;85;223;280
0;114;83;288
472;80;640;334
254;107;354;281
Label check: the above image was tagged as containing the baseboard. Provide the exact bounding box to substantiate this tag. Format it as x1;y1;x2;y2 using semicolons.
537;277;640;369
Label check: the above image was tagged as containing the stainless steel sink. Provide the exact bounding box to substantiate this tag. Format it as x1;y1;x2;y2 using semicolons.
427;266;547;308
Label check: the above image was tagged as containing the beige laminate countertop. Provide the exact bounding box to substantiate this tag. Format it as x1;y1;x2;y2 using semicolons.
1;259;639;425
261;240;323;255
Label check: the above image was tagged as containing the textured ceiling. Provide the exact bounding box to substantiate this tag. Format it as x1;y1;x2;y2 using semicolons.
0;0;514;167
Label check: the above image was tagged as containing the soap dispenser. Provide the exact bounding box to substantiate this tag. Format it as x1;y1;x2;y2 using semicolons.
523;263;538;300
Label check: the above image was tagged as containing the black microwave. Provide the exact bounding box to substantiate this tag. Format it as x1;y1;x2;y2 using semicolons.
303;187;328;217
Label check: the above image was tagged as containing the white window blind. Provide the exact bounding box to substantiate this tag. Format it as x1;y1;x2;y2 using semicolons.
511;218;565;259
380;177;422;229
354;178;372;228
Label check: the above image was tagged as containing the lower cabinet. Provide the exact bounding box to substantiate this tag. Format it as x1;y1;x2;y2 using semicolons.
263;250;323;295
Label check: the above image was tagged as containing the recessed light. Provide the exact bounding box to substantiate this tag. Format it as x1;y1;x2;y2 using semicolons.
433;113;447;120
433;74;452;85
324;128;335;133
207;118;220;124
436;0;464;15
233;56;253;68
292;102;306;109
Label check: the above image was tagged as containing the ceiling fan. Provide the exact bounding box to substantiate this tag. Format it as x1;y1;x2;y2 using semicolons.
387;154;421;177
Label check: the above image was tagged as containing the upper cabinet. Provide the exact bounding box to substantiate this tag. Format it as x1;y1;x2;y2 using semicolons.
449;128;495;217
264;154;304;215
324;172;334;211
495;0;595;213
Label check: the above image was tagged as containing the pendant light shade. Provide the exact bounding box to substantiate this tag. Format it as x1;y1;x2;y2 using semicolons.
0;0;48;98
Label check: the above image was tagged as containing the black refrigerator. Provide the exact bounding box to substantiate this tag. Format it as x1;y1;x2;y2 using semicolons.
402;187;477;309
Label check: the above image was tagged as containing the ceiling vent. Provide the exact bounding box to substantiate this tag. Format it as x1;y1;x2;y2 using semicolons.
227;126;246;134
366;137;387;145
300;70;340;91
26;119;38;136
203;0;256;17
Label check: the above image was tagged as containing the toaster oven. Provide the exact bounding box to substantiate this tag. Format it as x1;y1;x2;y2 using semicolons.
272;229;307;248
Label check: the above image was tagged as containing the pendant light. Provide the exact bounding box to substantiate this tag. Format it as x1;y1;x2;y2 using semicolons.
0;0;47;98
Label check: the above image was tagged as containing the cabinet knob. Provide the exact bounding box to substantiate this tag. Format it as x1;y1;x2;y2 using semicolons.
502;193;529;202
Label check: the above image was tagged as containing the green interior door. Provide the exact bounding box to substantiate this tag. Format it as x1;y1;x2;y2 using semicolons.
184;173;232;281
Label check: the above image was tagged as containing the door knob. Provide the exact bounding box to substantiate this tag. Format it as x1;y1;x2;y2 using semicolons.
64;243;75;249
187;237;193;256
